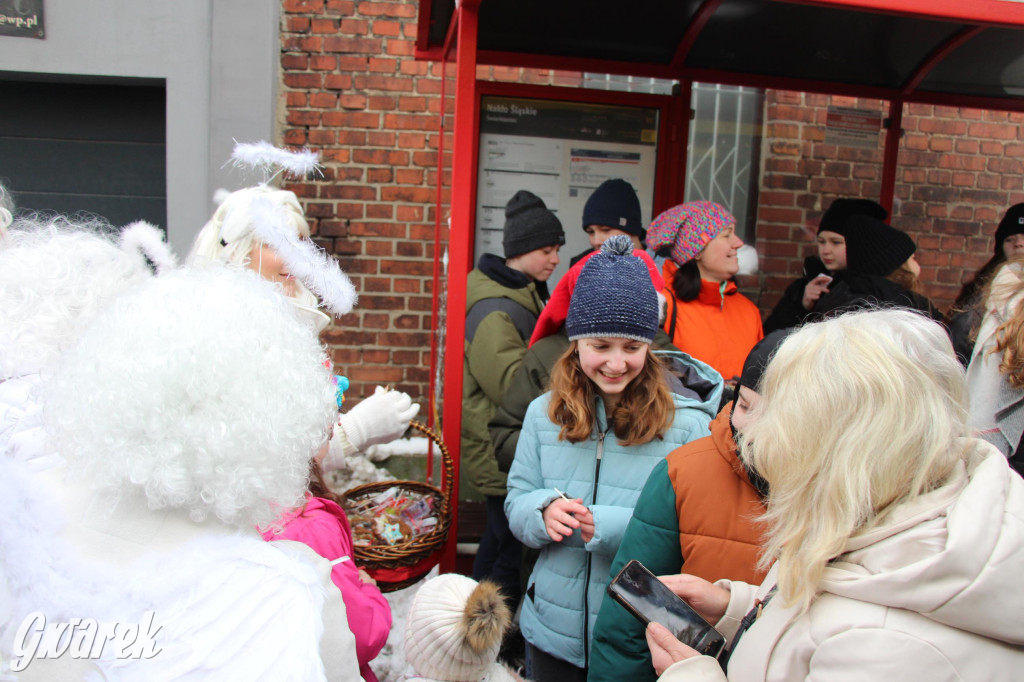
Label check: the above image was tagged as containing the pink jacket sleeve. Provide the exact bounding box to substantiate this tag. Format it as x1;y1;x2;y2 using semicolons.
266;498;392;670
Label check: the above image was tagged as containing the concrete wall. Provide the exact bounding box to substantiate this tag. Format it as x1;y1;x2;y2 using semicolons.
0;0;280;257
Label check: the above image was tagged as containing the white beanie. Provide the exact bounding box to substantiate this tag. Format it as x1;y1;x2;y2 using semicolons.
404;574;510;682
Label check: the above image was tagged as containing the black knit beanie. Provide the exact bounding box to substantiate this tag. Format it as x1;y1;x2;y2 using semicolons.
994;203;1024;255
582;179;644;241
843;215;916;277
565;235;658;343
502;190;565;260
818;198;888;237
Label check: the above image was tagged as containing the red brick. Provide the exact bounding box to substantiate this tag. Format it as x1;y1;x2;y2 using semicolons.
349;222;408;239
311;92;338;108
366;204;394;219
338;94;367;109
396;205;424;221
287;16;311;31
324;36;382;54
353;74;414;91
286;91;308;107
386;39;415;57
372;20;401;36
365;240;393;256
338;56;369;71
284;0;324;12
395;168;423;184
335;130;368;146
284;73;322;89
311;18;339;33
340;18;368;34
283;129;307;146
326;0;355;12
321;111;379;128
282;54;309;70
381;186;433;203
288;110;321;126
323;185;377;200
358;1;416;17
367;131;396;145
324;74;353;90
969;122;1018;140
308;129;336;145
368;57;398;73
393;278;421;293
396;241;423;257
366;167;393;183
310;55;338;71
369;95;397;110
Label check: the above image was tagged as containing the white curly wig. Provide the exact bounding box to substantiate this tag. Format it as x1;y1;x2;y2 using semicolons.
0;216;152;378
188;185;319;309
0;181;13;239
43;266;337;528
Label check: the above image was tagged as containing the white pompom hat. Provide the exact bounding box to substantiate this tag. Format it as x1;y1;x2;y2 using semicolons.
404;574;510;682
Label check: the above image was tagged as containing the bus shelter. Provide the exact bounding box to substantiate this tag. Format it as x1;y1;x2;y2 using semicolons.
413;0;1024;571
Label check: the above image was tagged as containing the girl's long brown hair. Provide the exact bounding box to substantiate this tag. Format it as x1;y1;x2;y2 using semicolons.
547;340;675;445
887;260;923;294
984;259;1024;388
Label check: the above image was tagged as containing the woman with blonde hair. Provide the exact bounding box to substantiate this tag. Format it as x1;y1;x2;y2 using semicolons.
966;257;1024;475
644;309;1024;681
505;237;718;682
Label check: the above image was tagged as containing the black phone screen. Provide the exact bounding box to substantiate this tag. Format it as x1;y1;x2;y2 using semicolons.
607;560;726;658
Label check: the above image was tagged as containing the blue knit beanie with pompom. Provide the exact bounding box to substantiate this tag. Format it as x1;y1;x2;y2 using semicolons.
565;235;658;342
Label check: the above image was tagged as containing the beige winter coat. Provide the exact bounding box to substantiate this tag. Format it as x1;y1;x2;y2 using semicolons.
658;439;1024;681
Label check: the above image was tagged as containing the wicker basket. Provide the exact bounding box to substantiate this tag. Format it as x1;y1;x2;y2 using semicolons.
339;419;453;592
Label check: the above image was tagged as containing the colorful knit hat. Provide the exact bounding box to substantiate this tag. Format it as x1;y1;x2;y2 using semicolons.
646;200;735;266
530;244;663;346
565;235;659;342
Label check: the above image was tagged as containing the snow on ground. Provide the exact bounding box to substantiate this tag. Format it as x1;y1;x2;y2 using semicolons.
370;566;439;682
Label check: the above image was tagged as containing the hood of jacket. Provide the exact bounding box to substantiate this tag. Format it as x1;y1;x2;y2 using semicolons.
653;349;723;421
467;253;546;312
820;439;1024;645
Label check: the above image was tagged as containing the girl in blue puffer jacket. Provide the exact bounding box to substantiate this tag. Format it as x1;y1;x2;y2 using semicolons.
506;237;719;682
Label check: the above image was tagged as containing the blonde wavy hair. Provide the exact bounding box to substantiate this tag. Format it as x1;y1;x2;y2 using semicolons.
188;185;318;309
548;341;674;445
44;267;336;528
739;309;968;612
982;258;1024;388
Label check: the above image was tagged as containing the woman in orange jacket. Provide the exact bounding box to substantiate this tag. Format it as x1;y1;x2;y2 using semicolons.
647;201;763;384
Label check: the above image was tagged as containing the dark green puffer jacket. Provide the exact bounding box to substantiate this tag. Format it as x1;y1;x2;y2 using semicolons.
461;254;547;498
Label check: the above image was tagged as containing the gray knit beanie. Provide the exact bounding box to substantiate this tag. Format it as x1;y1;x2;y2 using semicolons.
502;190;565;259
565;235;658;342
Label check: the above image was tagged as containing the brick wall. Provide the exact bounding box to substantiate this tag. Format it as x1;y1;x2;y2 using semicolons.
280;0;585;402
281;2;1024;403
756;90;1024;315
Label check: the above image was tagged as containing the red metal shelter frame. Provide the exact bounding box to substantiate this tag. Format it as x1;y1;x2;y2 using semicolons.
422;0;1024;572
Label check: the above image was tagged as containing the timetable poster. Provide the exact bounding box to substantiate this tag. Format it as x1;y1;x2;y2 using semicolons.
475;96;660;286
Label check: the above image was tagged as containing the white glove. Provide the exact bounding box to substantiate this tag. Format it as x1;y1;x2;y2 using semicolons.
337;386;420;454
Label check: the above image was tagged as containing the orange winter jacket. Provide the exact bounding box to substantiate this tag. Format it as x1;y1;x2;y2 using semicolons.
661;260;763;382
589;405;767;682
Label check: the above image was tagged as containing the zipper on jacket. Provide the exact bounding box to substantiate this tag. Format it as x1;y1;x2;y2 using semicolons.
583;429;606;668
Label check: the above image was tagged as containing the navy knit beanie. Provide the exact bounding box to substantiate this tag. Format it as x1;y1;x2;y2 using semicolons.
994;203;1024;255
502;190;565;259
818;198;888;237
565;235;658;343
843;215;916;277
582;179;644;241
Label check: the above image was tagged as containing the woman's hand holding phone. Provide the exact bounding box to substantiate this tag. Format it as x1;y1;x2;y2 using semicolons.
646;621;700;675
656;574;731;624
542;496;590;542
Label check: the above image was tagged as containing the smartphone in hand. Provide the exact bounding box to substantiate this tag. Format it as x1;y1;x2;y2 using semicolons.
810;273;833;286
607;560;727;658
